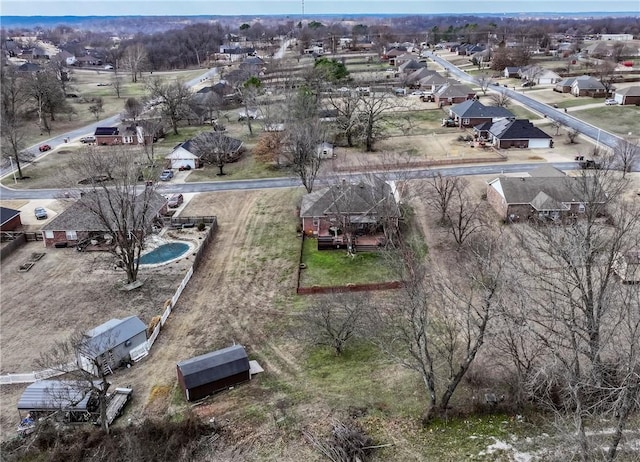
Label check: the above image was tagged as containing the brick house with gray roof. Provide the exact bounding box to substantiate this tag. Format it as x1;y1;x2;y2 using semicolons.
434;82;476;106
41;191;167;248
448;100;514;128
486;171;603;223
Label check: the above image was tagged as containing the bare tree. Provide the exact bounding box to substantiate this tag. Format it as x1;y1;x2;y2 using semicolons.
445;177;485;247
476;72;494;95
300;292;368;355
304;419;378;462
355;91;395;152
123;97;144;122
111;73;123;99
146;78;193;135
567;128;580;144
88;97;104;120
284;119;324;192
66;147;164;284
613;138;639;178
551;119;564;136
121;42;148;83
325;87;359;147
0;116;31;180
489;91;511;108
372;231;505;422
35;331;115;434
253;131;285;167
424;173;461;225
190;131;243;176
511;168;640;460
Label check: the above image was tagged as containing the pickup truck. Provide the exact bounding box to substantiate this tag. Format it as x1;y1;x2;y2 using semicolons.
579;160;601;169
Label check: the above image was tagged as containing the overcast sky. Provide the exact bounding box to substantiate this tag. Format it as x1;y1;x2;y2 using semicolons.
1;0;638;16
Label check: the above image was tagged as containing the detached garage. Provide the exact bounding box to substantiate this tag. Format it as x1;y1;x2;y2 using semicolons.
177;344;250;402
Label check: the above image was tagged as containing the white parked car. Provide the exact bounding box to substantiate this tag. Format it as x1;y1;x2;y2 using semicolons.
409;90;424;97
604;99;619;105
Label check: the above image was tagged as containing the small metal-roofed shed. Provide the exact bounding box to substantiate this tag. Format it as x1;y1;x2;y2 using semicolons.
177;344;250;401
17;380;103;421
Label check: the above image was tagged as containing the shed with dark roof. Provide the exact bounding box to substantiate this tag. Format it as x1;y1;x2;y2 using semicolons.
0;206;22;231
177;345;250;401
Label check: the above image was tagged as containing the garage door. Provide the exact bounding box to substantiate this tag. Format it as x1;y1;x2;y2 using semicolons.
529;139;550;149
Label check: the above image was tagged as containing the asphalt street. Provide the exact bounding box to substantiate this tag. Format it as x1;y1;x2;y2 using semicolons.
424;51;624;150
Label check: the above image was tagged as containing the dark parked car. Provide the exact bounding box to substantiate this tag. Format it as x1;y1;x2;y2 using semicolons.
167;194;184;208
39;144;52;152
159;170;174;181
34;207;48;220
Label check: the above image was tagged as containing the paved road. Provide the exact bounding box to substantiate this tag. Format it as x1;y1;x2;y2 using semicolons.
0;67;221;180
424;52;624;150
0;162;581;200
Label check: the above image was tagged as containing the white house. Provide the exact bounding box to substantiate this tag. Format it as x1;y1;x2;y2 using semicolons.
536;69;562;85
166;141;201;170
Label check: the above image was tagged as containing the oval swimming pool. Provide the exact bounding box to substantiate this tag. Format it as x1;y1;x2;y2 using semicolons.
139;242;190;265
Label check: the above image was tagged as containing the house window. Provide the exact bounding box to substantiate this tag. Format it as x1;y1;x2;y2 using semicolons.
463;118;470;125
66;230;78;240
122;136;133;144
44;230;54;239
312;218;319;227
578;203;586;213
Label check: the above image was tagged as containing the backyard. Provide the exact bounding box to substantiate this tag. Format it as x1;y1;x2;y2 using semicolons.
299;237;398;287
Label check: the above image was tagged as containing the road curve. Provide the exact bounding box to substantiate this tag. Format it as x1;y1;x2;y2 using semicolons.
424;51;624;150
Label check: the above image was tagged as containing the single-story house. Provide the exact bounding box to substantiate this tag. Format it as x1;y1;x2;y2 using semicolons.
78;316;148;375
398;59;425;74
613;86;640;105
169;133;244;167
0;207;22;231
55;50;76;66
166;140;202;170
554;76;606;97
94;125;155;146
448;100;514;128
486;174;601;223
177;344;251;401
485;118;552;149
300;175;400;250
518;66;562;85
17;380;103;422
390;52;420;67
504;66;522;78
40;190;168;248
417;73;451;93
434;83;476;106
405;67;437;86
614;250;640;284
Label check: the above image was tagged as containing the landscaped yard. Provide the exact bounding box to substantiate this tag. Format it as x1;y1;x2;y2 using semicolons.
299;238;398;287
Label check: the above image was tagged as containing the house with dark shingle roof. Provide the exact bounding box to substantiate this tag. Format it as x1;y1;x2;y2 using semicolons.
486;173;603;223
448;100;514;128
486;119;552;149
0;207;22;231
41;191;167;248
398;59;425;74
300;176;400;249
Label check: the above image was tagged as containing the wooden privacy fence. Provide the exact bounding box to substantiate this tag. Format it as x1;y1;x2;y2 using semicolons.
0;218;218;385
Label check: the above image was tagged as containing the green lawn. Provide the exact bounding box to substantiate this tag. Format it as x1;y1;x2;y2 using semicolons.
571;106;640;136
299;238;398;287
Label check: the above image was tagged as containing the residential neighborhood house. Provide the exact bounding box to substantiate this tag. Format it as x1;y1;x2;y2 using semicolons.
40;190;168;248
300;175;400;251
486;168;602;222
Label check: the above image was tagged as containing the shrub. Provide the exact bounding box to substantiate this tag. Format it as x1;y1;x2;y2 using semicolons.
197;222;205;231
